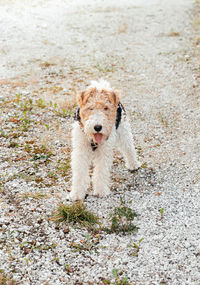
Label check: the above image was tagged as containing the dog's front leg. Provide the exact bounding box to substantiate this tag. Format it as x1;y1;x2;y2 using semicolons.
92;145;113;198
117;120;141;171
70;123;92;201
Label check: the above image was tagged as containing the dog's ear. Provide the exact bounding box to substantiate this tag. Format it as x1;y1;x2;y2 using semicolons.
77;90;87;107
108;90;120;107
77;88;96;107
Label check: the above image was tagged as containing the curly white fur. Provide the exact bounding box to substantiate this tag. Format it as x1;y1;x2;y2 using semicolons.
69;80;141;201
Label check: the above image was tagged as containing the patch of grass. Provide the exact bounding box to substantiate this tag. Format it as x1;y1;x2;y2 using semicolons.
51;202;100;228
104;198;138;235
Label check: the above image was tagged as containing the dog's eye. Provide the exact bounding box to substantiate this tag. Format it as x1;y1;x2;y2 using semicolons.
104;107;109;111
88;107;93;111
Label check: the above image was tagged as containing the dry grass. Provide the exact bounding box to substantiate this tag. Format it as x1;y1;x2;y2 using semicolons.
18;192;49;201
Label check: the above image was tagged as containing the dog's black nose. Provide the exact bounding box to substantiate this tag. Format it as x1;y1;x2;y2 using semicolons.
94;125;102;132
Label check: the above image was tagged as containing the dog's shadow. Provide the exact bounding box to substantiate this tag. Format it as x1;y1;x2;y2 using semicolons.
111;157;157;194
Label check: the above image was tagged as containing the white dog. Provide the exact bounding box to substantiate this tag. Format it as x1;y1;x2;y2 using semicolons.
69;80;141;201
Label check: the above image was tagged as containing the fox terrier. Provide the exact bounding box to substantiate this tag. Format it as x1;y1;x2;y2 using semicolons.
69;80;141;201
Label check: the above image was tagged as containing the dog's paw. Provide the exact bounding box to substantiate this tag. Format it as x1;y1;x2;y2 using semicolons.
93;192;109;198
69;191;85;201
93;187;110;198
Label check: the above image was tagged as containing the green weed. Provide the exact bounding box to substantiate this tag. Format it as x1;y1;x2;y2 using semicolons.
65;264;73;275
128;238;144;257
15;93;21;103
101;269;134;285
19;111;31;132
104;198;138;235
20;98;33;111
0;130;8;138
36;98;46;108
112;269;133;285
8;140;19;148
19;241;57;253
159;208;164;219
24;144;53;163
47;171;58;180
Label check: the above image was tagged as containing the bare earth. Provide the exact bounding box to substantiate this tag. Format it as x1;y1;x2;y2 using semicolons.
0;0;200;284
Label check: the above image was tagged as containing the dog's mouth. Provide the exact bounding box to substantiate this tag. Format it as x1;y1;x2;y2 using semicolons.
93;133;103;143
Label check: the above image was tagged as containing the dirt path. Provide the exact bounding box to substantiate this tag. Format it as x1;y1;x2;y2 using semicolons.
0;0;199;284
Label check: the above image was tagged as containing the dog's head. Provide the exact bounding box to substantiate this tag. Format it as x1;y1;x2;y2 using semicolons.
77;80;120;144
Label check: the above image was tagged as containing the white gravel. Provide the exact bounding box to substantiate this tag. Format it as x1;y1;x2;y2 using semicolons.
0;0;200;284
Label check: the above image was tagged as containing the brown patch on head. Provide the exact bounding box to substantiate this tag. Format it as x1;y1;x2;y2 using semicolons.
77;88;120;107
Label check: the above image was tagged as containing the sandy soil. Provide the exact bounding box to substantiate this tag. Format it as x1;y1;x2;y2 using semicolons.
0;0;199;284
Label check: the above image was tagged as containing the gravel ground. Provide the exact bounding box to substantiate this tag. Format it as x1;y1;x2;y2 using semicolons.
0;0;200;284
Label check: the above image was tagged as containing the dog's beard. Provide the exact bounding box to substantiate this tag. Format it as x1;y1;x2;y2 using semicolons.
83;115;114;144
83;126;109;144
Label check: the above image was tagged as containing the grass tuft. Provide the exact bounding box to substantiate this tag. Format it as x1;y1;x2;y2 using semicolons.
51;202;100;228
